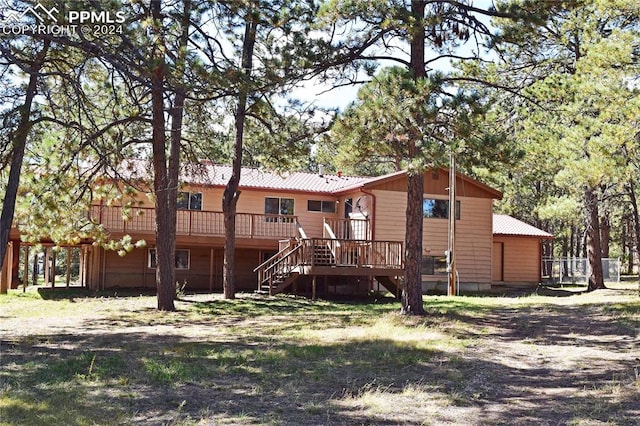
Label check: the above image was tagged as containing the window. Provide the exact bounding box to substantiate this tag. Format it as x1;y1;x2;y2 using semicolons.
423;199;460;220
307;200;336;213
177;191;202;210
422;255;447;275
265;197;294;222
148;249;190;270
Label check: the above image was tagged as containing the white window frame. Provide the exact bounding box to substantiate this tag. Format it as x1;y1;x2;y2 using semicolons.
307;199;337;213
423;198;460;220
264;197;295;222
177;191;203;211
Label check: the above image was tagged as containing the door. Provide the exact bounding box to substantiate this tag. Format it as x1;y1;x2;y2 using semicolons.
492;242;504;282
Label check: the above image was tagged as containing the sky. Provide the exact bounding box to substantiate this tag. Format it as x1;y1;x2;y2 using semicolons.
290;0;496;112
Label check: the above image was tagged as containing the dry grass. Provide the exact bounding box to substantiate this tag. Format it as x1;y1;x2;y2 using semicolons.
0;282;639;425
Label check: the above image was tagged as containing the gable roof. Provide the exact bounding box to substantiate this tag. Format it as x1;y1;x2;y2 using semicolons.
117;159;502;198
493;214;553;239
333;168;503;199
118;159;370;194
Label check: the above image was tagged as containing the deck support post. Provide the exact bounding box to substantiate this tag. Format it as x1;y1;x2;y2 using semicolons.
0;242;11;294
209;248;214;292
44;246;50;285
312;275;317;301
23;245;29;292
79;246;86;288
66;247;71;287
51;249;56;289
11;241;20;289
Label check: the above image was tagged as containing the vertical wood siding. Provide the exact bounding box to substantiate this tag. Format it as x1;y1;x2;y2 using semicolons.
373;190;493;284
493;236;541;283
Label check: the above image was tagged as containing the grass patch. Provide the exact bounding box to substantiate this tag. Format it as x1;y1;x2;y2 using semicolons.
1;282;639;424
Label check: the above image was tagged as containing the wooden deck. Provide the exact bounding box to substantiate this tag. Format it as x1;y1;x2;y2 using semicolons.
90;205;298;240
254;237;404;297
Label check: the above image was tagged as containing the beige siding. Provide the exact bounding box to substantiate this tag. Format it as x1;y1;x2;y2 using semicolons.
99;245;265;291
233;190;338;238
492;242;503;281
493;236;541;283
455;197;493;284
373;190;493;284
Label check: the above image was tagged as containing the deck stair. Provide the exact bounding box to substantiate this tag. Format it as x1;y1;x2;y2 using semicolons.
254;242;303;295
374;275;402;298
254;220;404;297
312;244;335;266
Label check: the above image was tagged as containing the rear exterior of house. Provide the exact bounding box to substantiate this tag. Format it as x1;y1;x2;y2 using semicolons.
2;162;553;295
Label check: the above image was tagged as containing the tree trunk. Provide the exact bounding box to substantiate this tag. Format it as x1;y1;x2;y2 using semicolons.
600;212;610;258
164;0;191;301
402;170;426;314
401;0;427;315
0;41;49;275
600;212;610;279
584;186;605;291
150;1;176;311
627;217;634;275
222;3;258;299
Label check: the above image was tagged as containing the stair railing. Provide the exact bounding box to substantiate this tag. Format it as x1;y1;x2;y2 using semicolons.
254;241;303;293
261;244;303;294
322;221;341;261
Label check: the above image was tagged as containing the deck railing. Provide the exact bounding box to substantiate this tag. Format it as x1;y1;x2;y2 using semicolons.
90;205;298;239
254;237;403;292
323;218;370;240
301;238;403;268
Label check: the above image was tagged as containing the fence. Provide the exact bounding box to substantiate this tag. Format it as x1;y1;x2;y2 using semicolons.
542;257;621;285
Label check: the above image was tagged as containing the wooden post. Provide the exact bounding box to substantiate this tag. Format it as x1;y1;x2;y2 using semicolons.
79;246;85;288
51;249;56;289
448;153;457;296
11;241;20;289
0;242;11;294
312;275;317;301
23;245;29;292
66;247;71;287
44;246;50;285
32;249;38;286
100;247;106;290
209;248;214;292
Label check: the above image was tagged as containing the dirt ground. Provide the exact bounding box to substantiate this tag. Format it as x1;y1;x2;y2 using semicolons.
1;284;639;425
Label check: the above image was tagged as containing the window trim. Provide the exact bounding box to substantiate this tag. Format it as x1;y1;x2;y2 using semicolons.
265;197;295;222
422;255;448;276
422;198;460;220
307;199;336;213
177;191;202;211
148;248;191;270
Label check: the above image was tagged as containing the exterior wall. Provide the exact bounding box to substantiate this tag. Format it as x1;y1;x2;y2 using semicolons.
373;189;493;288
493;236;542;284
232;189;338;238
171;186;338;239
94;246;265;291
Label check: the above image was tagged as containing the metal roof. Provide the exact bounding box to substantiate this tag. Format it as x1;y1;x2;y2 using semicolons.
117;159;504;198
493;214;554;238
118;160;371;194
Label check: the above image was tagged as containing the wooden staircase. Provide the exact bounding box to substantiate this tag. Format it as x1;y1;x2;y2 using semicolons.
374;275;402;298
255;243;338;295
312;245;335;266
254;219;403;297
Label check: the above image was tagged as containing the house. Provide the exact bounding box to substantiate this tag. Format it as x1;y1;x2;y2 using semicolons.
1;162;553;296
